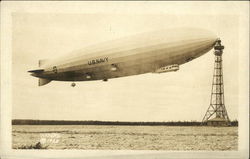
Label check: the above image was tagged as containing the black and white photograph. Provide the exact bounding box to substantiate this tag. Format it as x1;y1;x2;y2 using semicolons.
0;1;249;159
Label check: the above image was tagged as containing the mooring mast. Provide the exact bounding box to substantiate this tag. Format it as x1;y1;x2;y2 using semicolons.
202;39;230;126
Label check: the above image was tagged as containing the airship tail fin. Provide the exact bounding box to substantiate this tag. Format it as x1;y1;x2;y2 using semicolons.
39;59;50;67
28;69;44;73
39;78;52;86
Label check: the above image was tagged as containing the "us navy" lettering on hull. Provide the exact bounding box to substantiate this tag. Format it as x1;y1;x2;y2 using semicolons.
88;57;108;65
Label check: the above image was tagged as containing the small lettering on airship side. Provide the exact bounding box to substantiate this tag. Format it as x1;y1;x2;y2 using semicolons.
88;57;108;65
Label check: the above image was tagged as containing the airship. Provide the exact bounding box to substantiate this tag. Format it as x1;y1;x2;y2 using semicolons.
28;28;218;86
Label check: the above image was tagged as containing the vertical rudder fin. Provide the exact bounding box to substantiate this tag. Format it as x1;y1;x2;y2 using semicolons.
39;59;49;67
39;78;51;86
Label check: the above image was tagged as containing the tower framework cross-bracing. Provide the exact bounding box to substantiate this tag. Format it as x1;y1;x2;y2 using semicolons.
202;39;230;126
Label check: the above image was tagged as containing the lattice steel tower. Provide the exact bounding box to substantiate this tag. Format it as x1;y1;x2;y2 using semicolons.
202;39;230;125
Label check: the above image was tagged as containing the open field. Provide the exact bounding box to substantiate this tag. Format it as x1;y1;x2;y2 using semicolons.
12;125;237;150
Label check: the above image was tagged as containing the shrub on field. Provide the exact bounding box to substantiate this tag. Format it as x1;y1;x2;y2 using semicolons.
17;142;48;149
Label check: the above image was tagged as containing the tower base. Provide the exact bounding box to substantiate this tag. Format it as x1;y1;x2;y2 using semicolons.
204;117;231;127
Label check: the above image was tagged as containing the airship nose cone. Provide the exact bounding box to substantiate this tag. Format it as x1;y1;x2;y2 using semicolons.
185;29;218;60
159;28;219;64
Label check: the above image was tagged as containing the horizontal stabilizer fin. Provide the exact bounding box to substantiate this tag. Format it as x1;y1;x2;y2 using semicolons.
39;78;52;86
28;69;44;73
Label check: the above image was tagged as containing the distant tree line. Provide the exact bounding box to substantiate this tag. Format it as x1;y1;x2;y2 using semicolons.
12;119;238;126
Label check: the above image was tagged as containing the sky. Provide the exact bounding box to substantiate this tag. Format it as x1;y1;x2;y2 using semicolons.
11;7;242;122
